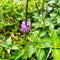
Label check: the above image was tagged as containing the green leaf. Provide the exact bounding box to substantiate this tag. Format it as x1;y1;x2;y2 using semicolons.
0;34;4;40
15;50;25;60
48;0;55;4
49;29;60;48
0;43;8;48
40;31;46;37
28;45;35;58
21;45;35;59
6;37;12;46
44;18;51;26
57;0;60;6
36;48;47;60
52;49;60;60
11;45;19;50
42;37;51;48
57;17;60;24
50;12;57;17
27;31;40;42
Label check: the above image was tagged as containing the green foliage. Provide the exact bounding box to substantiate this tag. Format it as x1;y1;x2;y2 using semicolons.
0;0;60;60
52;49;60;60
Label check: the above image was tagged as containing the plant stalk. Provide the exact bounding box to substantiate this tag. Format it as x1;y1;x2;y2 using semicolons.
25;0;28;25
42;0;45;29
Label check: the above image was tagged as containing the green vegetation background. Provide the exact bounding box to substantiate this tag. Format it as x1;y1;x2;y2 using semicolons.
0;0;60;60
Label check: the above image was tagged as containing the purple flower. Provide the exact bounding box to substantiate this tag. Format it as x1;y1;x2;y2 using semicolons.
21;20;31;32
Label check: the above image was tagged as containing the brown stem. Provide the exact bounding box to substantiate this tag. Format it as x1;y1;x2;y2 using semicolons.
25;0;28;25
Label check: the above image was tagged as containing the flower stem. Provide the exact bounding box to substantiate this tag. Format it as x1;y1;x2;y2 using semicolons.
42;0;45;30
25;0;28;25
25;0;29;40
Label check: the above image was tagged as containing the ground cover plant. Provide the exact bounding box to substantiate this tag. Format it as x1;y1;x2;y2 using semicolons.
0;0;60;60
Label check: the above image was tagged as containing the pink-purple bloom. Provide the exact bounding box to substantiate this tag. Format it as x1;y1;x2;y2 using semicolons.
21;20;31;32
